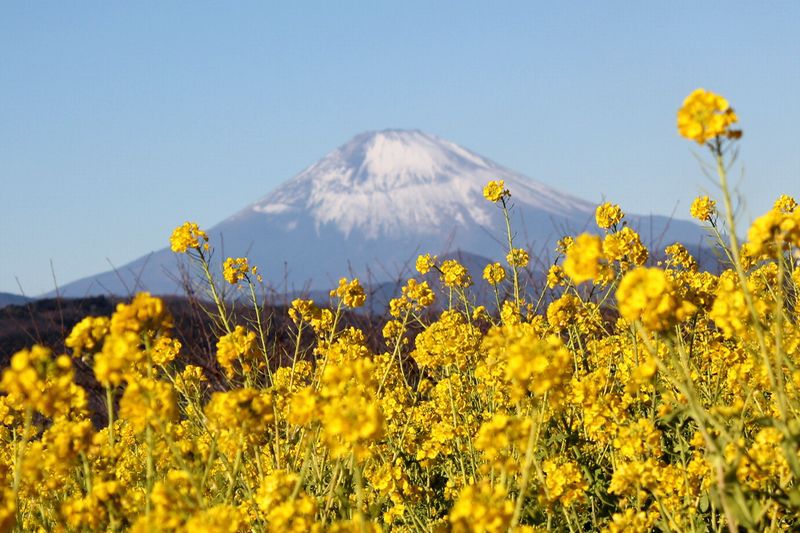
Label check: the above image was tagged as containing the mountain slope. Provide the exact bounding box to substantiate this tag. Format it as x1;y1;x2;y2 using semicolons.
53;130;711;298
0;292;32;308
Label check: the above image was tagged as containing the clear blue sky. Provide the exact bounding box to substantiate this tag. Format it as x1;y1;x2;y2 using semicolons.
1;2;798;295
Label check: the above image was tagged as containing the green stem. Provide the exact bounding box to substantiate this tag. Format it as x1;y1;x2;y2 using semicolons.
106;386;115;447
511;404;541;528
199;249;232;334
501;198;521;308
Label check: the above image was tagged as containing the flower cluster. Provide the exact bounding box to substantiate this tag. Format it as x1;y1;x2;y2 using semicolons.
169;222;209;253
677;88;740;144
331;277;366;308
596;202;624;229
690;195;717;222
483;179;510;203
222;257;254;285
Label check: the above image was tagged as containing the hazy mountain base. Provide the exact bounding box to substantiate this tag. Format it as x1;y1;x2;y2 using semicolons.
0;294;386;426
0;292;31;309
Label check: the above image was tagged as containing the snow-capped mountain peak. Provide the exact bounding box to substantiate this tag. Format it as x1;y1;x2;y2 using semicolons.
347;129;491;185
248;129;594;239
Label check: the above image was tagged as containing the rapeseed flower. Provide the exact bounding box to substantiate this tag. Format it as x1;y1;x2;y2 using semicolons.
169;221;208;253
563;233;605;284
483;262;506;285
677;88;739;144
616;267;696;331
595;202;624;229
690;195;717;222
483;179;510;203
506;247;529;268
440;259;472;288
222;257;251;284
331;277;366;308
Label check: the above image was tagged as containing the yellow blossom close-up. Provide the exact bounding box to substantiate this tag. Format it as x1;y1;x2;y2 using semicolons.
677;88;740;144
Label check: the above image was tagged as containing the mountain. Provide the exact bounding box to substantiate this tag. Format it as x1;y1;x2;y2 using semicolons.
52;130;712;298
0;292;32;308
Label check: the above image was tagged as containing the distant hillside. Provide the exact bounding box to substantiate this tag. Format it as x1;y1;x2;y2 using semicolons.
0;292;32;308
0;295;385;425
0;295;385;372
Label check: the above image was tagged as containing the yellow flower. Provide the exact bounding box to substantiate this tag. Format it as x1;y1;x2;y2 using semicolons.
169;221;208;253
546;293;581;331
151;336;181;366
677;88;740;144
92;333;135;387
483;179;510;203
288;298;317;324
483;324;573;403
256;470;317;531
110;292;172;336
413;310;482;369
440;259;472;288
546;264;565;288
616;267;696;331
541;456;588;507
563;233;604;284
287;386;318;426
0;346;76;418
176;364;206;395
500;300;521;325
181;505;245;533
415;253;437;275
204;388;275;438
0;489;15;532
664;242;697;270
450;481;513;533
317;355;384;460
556;236;574;255
613;418;663;459
774;194;798;214
690;195;717;222
65;316;109;358
506;248;529;268
604;508;657;533
746;207;800;258
331;277;366;308
483;262;506;285
474;413;531;474
732;427;792;491
595;202;624;229
222;257;250;285
118;377;178;433
216;325;260;378
321;394;384;460
472;305;488;321
402;278;436;308
603;227;648;269
708;270;750;338
140;469;200;530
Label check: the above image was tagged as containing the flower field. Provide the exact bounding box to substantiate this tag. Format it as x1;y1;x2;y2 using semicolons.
2;90;800;532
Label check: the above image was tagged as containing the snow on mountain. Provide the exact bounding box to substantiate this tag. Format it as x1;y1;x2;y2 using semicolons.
52;130;711;298
246;130;595;239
